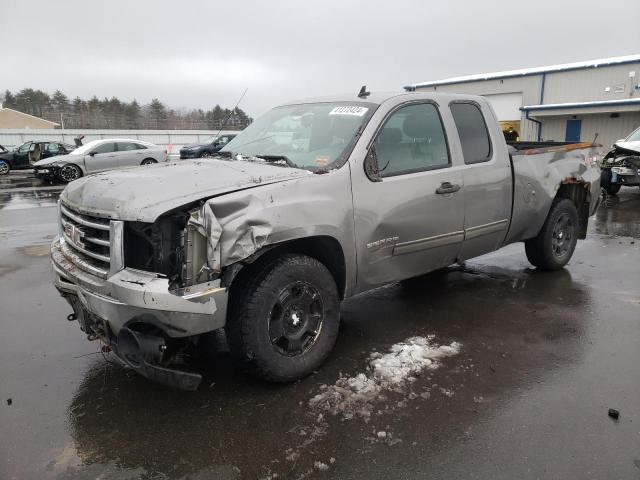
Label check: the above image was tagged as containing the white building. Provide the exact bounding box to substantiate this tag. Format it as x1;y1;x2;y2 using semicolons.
405;54;640;148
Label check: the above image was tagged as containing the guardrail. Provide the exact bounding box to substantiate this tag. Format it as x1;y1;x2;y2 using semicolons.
0;129;242;150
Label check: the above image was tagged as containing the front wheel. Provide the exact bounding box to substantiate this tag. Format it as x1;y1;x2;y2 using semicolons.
200;151;211;158
58;164;82;183
226;254;340;382
0;160;10;175
141;158;157;165
525;198;579;271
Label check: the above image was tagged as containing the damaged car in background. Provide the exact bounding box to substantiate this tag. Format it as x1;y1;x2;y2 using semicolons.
600;126;640;194
50;91;601;390
34;139;168;183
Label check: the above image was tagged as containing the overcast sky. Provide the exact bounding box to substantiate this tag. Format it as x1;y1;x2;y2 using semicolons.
2;0;639;116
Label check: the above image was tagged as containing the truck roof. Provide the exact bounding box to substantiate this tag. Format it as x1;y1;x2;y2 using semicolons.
281;91;483;107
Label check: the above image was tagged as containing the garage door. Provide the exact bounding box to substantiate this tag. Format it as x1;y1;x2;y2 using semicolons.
482;93;523;121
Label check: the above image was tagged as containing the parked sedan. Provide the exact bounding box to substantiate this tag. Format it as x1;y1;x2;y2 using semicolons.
0;141;76;175
33;139;168;183
179;134;236;159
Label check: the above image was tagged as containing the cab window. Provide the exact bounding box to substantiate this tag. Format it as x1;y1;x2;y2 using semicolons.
450;102;492;164
46;143;60;154
117;142;143;151
91;142;116;155
18;142;31;153
375;103;450;177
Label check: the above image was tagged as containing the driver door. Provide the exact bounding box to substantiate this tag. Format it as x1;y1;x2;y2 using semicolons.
85;141;117;173
351;102;465;291
14;142;32;167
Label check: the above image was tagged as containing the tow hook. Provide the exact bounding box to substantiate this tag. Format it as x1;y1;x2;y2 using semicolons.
87;333;98;341
67;313;77;322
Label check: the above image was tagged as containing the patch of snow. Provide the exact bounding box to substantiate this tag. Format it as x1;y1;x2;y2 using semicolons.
314;461;329;471
309;336;461;420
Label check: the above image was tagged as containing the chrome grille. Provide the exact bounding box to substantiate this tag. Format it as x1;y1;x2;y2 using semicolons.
58;201;123;279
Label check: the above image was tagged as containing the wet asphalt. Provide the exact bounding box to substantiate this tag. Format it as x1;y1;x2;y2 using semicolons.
1;171;639;480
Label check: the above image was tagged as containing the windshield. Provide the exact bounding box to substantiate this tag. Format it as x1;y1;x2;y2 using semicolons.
625;127;640;142
221;102;376;169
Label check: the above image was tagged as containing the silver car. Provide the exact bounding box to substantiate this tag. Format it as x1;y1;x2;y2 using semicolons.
33;138;168;183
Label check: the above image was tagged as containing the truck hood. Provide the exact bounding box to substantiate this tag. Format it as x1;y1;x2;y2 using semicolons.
613;140;640;155
61;159;311;222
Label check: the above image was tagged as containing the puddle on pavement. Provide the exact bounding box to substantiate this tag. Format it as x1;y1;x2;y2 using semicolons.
17;244;51;257
0;190;61;211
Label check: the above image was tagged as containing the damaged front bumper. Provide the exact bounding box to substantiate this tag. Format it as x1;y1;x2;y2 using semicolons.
51;236;229;390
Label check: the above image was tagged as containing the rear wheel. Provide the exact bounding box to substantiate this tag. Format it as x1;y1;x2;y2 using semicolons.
141;158;157;165
58;164;82;183
0;160;10;175
226;254;340;382
525;198;578;271
200;151;211;158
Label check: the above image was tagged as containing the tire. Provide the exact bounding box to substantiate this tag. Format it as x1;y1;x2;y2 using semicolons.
601;169;621;195
525;198;579;271
226;254;340;382
141;158;157;165
58;164;82;183
200;151;211;158
0;160;10;175
605;183;621;195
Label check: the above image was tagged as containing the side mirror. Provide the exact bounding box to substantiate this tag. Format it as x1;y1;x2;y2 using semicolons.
364;145;382;182
88;151;96;156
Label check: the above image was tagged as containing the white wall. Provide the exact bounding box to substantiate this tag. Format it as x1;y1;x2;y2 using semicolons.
540;111;640;149
0;129;241;150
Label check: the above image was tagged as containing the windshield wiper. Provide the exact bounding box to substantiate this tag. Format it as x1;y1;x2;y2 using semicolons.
254;155;298;168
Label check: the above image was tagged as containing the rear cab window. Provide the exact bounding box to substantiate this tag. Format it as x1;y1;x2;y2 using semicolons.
450;102;492;164
116;142;146;151
375;103;450;177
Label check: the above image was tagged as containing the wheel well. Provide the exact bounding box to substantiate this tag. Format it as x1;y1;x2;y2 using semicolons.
226;236;347;299
556;182;590;239
142;158;156;163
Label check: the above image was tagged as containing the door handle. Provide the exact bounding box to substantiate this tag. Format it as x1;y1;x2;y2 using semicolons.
436;182;460;195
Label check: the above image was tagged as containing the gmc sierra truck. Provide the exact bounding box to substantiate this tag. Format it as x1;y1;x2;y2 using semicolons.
50;91;601;390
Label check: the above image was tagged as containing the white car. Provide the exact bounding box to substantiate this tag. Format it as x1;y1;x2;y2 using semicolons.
33;139;168;183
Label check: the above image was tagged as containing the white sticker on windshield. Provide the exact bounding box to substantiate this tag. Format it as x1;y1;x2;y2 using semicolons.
329;106;369;117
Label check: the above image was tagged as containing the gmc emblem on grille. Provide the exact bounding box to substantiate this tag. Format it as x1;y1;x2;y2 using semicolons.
64;223;85;248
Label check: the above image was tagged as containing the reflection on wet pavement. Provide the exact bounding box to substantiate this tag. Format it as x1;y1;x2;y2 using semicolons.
1;173;639;479
594;187;640;239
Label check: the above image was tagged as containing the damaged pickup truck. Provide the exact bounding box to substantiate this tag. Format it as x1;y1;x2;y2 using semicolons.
51;91;601;390
600;126;640;194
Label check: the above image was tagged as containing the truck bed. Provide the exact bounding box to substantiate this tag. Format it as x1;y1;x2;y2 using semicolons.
504;142;601;245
